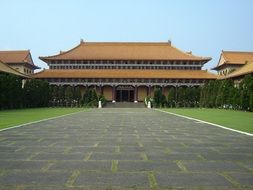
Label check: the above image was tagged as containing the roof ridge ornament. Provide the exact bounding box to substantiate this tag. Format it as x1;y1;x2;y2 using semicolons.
168;39;171;45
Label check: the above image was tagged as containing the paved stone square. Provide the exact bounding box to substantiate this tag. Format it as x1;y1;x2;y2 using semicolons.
0;108;252;190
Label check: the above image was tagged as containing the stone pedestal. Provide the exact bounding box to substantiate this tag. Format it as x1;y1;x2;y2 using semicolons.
147;101;151;109
98;101;102;108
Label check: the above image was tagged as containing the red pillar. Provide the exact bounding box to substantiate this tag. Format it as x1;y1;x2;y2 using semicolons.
148;85;151;97
112;85;116;102
134;86;138;103
162;86;165;95
99;85;102;96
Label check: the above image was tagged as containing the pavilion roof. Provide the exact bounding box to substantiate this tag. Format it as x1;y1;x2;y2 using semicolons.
0;61;29;78
33;69;217;79
40;41;211;62
221;61;253;79
213;51;253;70
0;50;39;69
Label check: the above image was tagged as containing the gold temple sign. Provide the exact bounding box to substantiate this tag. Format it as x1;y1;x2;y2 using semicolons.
116;85;134;90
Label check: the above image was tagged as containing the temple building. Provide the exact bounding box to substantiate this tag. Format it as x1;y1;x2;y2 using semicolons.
0;50;39;75
34;41;217;102
213;51;253;76
0;60;28;78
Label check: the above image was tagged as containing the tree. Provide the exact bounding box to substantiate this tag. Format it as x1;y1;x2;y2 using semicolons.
0;73;23;109
58;86;65;106
231;87;240;110
82;88;98;107
215;80;224;108
161;94;167;107
50;85;59;107
167;87;176;107
184;86;200;107
90;89;98;107
208;81;219;108
65;86;74;107
192;86;201;107
51;86;59;100
73;86;82;107
177;87;186;107
23;79;50;107
200;82;208;107
184;87;192;107
240;75;253;111
223;79;234;108
250;93;253;112
153;88;163;107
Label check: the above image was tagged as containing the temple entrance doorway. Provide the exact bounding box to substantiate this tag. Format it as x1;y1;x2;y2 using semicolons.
116;85;134;102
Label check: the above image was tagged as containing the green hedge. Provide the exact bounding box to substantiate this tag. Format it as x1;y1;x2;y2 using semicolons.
200;75;253;111
151;75;253;112
0;73;50;109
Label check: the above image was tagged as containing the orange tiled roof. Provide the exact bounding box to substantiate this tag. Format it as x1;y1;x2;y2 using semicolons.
33;69;217;79
221;61;253;79
0;61;29;78
0;50;39;69
40;42;211;62
222;51;253;64
213;51;253;70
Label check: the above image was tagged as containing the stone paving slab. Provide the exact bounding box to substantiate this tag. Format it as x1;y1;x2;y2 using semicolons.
0;160;47;170
155;172;233;188
146;152;203;161
182;161;249;172
69;146;117;153
50;161;111;171
32;153;86;161
21;146;68;153
90;152;143;160
201;153;253;161
0;108;253;189
0;145;21;152
75;171;149;188
118;161;180;172
0;152;31;160
228;172;253;186
0;171;70;185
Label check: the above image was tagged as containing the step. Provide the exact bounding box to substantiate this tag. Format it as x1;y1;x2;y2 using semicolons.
104;102;146;108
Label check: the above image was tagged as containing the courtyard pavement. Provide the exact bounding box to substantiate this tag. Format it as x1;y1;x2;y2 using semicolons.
0;108;253;190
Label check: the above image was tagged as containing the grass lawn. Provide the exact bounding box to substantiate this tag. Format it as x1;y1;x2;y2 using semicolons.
162;108;253;134
0;108;85;130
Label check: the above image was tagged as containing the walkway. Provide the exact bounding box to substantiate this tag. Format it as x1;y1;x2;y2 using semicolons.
0;108;252;189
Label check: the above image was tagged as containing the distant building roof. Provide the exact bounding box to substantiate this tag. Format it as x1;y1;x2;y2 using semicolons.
0;61;29;78
0;50;40;69
33;69;217;79
40;41;211;62
213;51;253;70
221;61;253;79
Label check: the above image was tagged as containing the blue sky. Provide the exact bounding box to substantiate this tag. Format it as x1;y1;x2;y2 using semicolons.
0;0;253;71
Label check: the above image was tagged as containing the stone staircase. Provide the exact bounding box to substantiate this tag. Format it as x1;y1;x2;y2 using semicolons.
104;102;146;108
